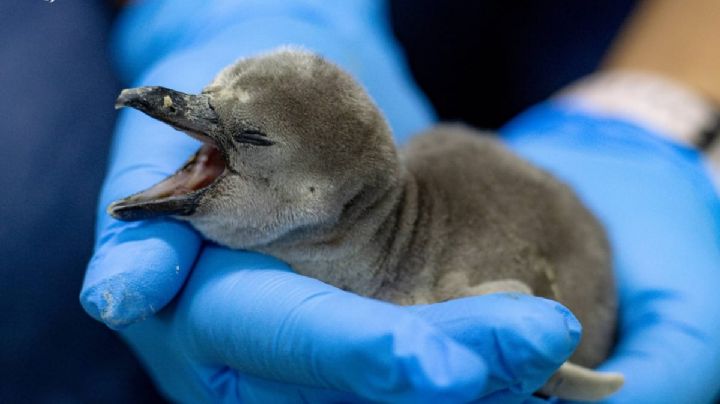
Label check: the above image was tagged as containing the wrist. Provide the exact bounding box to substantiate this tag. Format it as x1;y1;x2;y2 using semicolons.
502;99;719;192
553;71;720;189
556;70;720;150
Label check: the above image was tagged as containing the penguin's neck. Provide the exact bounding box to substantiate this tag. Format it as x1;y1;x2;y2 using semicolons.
259;167;439;301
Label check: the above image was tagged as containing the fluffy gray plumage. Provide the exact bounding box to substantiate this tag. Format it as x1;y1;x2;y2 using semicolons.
110;48;622;400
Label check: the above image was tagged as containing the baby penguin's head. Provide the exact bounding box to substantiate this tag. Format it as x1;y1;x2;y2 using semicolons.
109;48;399;248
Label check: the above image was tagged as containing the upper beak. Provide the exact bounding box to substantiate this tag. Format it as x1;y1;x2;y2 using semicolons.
115;86;220;144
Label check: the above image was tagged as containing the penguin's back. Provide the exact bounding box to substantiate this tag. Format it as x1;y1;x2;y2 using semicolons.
400;124;616;367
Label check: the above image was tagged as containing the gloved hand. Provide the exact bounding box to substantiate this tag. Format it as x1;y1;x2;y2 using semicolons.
502;101;720;403
117;246;579;403
81;1;581;402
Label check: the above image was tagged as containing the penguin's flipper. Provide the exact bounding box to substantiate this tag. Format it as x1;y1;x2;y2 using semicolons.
540;362;624;401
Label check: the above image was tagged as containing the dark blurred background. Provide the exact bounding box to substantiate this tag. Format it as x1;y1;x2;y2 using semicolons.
0;2;163;403
390;0;636;128
0;1;634;402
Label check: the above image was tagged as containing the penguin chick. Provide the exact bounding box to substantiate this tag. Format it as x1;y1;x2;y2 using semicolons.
110;48;622;401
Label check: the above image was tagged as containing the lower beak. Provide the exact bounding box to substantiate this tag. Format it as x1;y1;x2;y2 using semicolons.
107;190;202;221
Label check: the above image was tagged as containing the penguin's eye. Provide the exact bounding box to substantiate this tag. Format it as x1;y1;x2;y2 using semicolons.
233;130;274;146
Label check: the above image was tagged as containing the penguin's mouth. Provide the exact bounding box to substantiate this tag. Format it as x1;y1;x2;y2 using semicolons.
107;86;230;221
107;142;227;221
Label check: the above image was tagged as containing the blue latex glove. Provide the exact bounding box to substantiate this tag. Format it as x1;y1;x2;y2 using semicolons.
81;1;581;402
502;101;720;403
121;247;578;403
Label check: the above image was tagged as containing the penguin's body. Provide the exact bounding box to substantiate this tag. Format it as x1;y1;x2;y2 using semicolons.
110;48;621;400
244;125;615;370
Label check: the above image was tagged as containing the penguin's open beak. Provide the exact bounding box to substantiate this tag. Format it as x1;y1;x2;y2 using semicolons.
108;87;227;221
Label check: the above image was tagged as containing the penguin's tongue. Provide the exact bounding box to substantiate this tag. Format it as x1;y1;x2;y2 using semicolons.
137;144;225;199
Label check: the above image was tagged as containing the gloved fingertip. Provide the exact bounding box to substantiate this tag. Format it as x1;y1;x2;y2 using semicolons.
512;296;582;370
80;276;157;329
493;296;582;396
553;302;582;348
496;294;582;361
81;220;200;328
